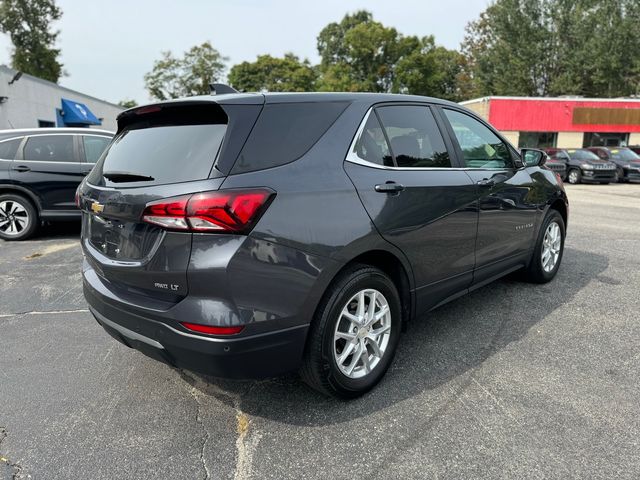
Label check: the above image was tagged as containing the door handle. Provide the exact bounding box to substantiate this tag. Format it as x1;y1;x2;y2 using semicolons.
375;182;405;193
476;178;496;187
11;165;30;173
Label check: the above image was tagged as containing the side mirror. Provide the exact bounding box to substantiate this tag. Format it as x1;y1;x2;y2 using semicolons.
521;148;547;167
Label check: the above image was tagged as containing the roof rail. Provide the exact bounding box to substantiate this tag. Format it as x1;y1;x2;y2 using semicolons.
209;83;238;95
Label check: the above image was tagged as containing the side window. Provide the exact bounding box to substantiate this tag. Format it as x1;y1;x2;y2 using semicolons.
82;136;111;163
443;109;514;169
376;106;451;168
24;135;75;162
0;138;22;160
352;111;393;166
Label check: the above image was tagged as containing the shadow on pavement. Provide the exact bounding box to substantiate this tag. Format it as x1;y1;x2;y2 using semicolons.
183;247;608;425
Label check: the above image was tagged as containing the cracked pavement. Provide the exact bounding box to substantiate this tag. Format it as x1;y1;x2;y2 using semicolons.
1;185;640;479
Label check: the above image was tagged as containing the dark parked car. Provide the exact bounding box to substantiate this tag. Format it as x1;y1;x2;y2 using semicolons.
0;128;113;240
78;91;568;398
544;148;617;184
538;152;567;180
586;146;640;182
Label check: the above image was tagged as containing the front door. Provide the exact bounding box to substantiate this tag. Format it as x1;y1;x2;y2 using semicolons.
440;108;539;285
14;134;83;212
344;104;477;314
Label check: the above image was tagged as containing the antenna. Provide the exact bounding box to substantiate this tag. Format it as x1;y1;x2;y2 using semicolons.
209;83;238;95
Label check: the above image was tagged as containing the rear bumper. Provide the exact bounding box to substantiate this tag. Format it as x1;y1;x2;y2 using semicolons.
84;269;310;379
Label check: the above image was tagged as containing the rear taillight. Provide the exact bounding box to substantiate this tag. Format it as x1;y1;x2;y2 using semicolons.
142;189;274;233
180;322;244;335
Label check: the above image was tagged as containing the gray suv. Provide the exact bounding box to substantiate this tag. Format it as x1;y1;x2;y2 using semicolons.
78;91;568;398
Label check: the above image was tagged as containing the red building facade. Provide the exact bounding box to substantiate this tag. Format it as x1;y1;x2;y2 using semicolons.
461;96;640;149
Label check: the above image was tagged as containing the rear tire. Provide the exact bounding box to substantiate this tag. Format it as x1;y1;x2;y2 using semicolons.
300;264;402;399
0;194;38;241
522;209;565;284
567;169;581;184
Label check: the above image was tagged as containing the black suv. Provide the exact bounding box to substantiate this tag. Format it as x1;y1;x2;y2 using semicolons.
78;92;568;398
586;146;640;182
544;148;617;184
0;128;113;240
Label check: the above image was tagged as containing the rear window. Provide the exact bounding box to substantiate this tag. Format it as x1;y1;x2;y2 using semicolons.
87;104;227;187
0;138;21;160
231;102;348;174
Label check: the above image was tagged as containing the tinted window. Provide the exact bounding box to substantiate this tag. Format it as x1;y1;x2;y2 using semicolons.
352;111;393;166
444;109;513;168
610;148;639;161
232;102;348;174
567;149;599;161
0;138;21;160
377;106;451;168
24;135;75;162
88;125;226;187
82;136;111;163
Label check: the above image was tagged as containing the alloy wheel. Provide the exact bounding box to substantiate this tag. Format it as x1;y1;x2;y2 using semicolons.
0;200;30;237
333;288;392;379
541;221;562;273
568;170;579;184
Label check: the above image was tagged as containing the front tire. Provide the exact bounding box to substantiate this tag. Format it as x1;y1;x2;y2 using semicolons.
567;169;581;184
523;210;565;283
0;194;38;241
300;265;402;398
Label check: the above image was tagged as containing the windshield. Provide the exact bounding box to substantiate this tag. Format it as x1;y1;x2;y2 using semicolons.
567;149;600;161
610;148;640;161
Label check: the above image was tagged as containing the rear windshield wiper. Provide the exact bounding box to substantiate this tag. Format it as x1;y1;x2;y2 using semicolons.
103;171;155;183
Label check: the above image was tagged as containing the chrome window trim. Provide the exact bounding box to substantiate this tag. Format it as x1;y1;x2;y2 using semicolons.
19;133;111;164
345;107;518;172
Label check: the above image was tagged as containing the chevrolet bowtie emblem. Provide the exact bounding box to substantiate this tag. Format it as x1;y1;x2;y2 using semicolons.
90;202;104;214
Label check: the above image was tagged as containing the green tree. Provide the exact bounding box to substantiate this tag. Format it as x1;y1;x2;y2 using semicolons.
462;0;640;97
228;53;317;92
0;0;63;82
316;11;462;97
144;42;228;100
117;99;138;109
395;37;466;101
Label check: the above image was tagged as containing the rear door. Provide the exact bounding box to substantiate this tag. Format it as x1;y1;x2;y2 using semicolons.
15;134;83;212
344;104;477;314
439;107;539;284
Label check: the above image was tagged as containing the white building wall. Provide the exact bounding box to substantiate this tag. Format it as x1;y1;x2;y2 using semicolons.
0;65;123;131
628;133;640;146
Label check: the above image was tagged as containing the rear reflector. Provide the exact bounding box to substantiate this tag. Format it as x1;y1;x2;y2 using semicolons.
180;322;244;335
142;188;274;233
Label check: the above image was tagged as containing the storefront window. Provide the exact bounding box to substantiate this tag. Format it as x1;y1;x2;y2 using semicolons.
583;132;629;147
518;132;557;148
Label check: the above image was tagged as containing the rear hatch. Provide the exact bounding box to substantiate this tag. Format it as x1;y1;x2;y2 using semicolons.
79;97;263;304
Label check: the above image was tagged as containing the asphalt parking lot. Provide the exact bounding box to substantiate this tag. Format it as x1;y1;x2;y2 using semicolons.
1;184;639;479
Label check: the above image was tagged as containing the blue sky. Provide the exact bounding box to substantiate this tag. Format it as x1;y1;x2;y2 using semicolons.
0;0;489;104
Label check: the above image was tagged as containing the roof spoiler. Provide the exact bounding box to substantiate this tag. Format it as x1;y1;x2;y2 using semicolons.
209;83;238;95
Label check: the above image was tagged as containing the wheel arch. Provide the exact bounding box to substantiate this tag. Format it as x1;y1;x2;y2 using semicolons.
0;184;42;212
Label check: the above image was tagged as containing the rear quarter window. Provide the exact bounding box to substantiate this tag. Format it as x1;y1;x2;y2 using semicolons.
231;102;348;174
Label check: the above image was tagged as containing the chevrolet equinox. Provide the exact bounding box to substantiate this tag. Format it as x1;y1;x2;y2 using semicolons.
78;91;568;398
